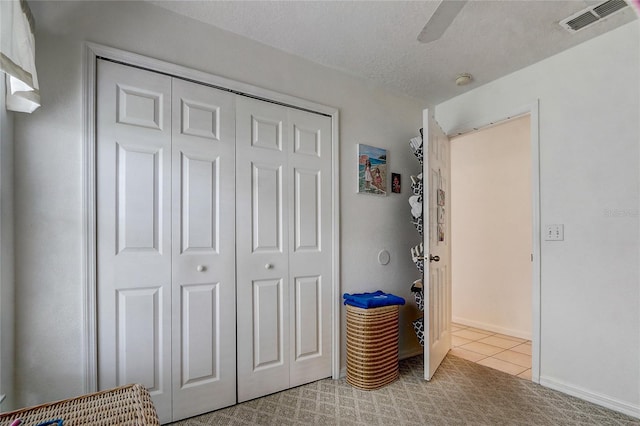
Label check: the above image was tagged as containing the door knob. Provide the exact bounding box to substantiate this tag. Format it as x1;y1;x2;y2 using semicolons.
265;263;273;270
196;265;205;272
429;255;440;263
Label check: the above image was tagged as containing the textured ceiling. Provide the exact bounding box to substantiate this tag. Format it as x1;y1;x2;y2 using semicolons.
149;0;638;104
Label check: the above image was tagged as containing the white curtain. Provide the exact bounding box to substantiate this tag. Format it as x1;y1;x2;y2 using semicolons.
0;0;40;113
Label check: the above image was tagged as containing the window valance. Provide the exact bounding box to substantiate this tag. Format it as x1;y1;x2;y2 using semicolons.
0;0;40;113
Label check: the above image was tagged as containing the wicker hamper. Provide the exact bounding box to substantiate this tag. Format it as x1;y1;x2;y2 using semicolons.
0;384;160;426
346;304;400;390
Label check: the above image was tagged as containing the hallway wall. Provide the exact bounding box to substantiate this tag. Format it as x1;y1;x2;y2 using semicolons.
450;116;532;339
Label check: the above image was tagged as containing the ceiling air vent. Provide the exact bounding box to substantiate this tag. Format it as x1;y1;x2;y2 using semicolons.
593;0;628;18
565;12;599;31
560;0;629;32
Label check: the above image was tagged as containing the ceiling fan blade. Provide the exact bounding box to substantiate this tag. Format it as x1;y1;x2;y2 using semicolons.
417;0;468;43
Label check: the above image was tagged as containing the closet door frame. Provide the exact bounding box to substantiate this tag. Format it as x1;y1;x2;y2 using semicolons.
81;43;341;393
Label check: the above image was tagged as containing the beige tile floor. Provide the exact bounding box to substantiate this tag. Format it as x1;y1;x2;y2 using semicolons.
450;322;532;380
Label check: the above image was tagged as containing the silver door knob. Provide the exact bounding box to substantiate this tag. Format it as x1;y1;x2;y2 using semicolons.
196;265;205;272
265;263;273;270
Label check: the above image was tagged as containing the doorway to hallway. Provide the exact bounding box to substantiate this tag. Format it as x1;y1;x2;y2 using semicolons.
447;115;533;380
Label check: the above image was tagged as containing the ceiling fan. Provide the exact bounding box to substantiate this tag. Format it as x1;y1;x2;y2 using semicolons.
417;0;468;43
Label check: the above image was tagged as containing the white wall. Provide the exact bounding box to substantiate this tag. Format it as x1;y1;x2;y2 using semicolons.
450;115;532;339
436;22;639;416
13;1;426;406
0;75;15;410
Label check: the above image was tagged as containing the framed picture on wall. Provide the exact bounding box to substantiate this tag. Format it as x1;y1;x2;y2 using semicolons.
391;173;401;193
357;144;387;195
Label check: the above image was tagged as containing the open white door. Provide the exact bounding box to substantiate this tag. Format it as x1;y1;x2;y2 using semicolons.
423;109;452;380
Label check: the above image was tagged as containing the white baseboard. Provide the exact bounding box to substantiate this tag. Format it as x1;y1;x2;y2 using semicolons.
399;348;423;361
540;376;640;419
453;316;532;340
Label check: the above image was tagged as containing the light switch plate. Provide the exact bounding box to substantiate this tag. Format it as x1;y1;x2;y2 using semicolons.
545;224;564;241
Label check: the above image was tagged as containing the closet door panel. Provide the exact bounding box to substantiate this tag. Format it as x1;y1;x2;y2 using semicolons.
251;163;283;252
179;154;218;252
236;97;290;402
288;110;333;387
179;283;218;383
294;169;320;251
252;278;285;368
97;60;173;423
116;287;162;389
115;144;163;252
171;79;236;420
294;275;321;359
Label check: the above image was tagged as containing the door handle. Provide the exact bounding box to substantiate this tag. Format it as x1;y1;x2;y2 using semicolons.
265;263;273;270
429;255;440;262
196;265;206;272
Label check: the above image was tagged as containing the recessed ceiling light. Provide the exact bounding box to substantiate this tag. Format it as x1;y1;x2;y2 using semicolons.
455;73;473;86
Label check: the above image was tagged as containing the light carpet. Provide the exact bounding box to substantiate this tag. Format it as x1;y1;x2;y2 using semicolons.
170;355;639;425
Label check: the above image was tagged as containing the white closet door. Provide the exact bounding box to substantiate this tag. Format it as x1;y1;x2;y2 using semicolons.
236;97;333;402
236;97;291;402
170;79;236;419
287;109;333;387
97;60;173;422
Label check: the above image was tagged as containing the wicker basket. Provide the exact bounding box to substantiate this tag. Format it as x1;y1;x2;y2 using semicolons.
0;384;160;426
346;304;400;390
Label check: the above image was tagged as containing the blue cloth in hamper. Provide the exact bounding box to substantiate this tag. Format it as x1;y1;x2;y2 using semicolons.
343;291;405;309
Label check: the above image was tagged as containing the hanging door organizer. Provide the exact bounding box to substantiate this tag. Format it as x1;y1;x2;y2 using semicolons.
409;131;425;347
